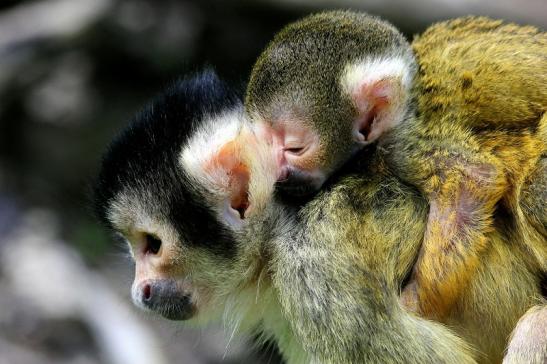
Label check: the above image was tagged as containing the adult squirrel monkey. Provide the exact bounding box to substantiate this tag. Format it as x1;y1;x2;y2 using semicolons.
245;11;547;318
94;71;478;363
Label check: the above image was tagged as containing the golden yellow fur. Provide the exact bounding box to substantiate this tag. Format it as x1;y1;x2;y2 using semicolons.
383;16;547;318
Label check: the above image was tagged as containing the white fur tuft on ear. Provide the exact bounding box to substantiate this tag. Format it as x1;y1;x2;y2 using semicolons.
180;107;244;194
179;108;279;229
243;122;279;215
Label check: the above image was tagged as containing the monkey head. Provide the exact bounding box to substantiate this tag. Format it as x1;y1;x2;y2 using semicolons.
246;11;416;195
94;71;284;323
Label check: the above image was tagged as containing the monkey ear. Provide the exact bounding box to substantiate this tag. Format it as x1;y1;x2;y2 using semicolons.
352;77;404;143
209;141;251;227
343;59;412;144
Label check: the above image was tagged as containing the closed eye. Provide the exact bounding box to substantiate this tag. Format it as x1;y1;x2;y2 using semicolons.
284;146;305;155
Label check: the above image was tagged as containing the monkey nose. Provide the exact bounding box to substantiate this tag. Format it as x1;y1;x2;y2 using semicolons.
143;283;152;300
278;165;289;181
137;279;195;320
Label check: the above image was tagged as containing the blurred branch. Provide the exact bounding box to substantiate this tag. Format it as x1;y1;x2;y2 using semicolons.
0;0;112;53
0;0;112;92
0;208;168;364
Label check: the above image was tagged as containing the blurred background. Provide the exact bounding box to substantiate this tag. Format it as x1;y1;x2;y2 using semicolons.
0;1;544;363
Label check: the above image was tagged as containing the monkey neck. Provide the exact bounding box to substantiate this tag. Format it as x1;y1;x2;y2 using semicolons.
237;200;297;271
218;226;310;363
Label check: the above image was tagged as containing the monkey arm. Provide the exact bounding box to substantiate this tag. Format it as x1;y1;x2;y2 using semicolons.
272;248;476;363
406;144;511;319
415;157;506;318
270;173;476;363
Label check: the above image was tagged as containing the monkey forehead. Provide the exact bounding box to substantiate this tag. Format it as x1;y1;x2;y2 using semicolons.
94;70;241;222
264;11;406;65
246;11;412;120
107;187;169;235
249;87;316;125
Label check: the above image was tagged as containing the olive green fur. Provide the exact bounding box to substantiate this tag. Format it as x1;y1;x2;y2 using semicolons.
271;147;543;363
270;151;474;363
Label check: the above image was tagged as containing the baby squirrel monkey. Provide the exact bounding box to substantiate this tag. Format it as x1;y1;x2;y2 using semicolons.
246;11;547;318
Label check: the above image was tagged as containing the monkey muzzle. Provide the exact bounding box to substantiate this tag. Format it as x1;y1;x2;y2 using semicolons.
133;279;196;320
276;167;325;197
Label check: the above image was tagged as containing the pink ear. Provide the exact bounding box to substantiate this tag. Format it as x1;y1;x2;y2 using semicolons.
352;77;402;143
210;141;250;219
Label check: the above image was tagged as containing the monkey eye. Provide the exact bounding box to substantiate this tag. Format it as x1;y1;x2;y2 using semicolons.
143;234;162;255
284;146;306;156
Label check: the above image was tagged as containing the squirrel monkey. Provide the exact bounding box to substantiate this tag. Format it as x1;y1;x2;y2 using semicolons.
94;70;477;363
95;70;544;363
245;11;547;318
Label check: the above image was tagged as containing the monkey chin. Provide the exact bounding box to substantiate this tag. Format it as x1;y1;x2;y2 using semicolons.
155;296;196;321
